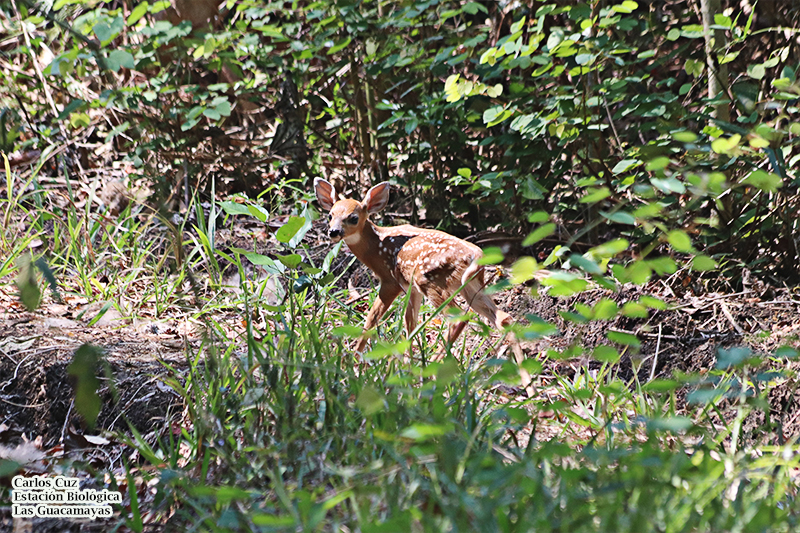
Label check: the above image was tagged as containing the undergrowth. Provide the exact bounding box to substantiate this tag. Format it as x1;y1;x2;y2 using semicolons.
2;174;800;531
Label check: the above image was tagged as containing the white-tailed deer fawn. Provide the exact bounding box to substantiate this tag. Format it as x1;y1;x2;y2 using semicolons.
314;178;531;388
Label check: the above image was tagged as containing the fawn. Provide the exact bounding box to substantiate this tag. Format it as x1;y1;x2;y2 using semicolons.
314;178;531;382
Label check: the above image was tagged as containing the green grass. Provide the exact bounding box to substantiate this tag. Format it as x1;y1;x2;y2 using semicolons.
2;169;800;532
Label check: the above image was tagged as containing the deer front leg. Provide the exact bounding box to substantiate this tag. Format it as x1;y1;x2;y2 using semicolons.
355;282;403;353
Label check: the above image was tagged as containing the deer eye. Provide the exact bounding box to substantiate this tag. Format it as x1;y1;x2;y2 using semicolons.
347;213;360;224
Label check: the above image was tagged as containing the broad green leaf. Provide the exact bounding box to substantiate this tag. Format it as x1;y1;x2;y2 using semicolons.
400;423;454;441
331;325;362;338
742;169;782;192
600;211;636;225
692;255;717;271
69;112;91;128
645;156;670;171
277;254;302;268
128;1;149;25
666;230;693;252
593;298;619;320
651;176;687;194
510;256;539;284
522;223;555;246
590;238;629;258
16;255;41;311
711;134;741;154
612;0;638;14
580;187;611;204
647;417;692;432
593;345;621;363
477;247;504;265
541;272;588;296
569;254;602;275
607;330;641;348
747;63;765;80
327;37;351;55
612;159;641;174
639;296;667;309
621;302;648;318
355;387;385;415
275;216;305;243
627;261;652;284
219;200;251;216
68;344;104;428
106;50;135;72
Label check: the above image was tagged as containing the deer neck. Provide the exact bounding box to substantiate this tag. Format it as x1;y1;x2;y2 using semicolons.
344;220;380;260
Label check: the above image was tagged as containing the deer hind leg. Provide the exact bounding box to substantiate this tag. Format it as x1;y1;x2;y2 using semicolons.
458;264;510;331
404;286;423;356
460;267;534;395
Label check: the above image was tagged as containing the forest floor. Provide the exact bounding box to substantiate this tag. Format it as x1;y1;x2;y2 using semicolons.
2;200;800;531
2;210;800;452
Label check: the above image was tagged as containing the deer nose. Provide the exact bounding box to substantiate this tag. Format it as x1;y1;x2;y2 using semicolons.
329;227;344;239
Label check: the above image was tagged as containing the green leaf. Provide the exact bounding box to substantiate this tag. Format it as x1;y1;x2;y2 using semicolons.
16;255;41;311
68;344;104;428
522;223;555;246
672;130;697;143
645;156;670;171
331;325;362;338
127;2;149;25
355;387;385;416
327;36;351;55
711;134;741;154
621;302;648;318
477;247;504;265
252;514;296;527
510;256;539;284
400;423;454;441
463;1;487;15
607;330;641;348
275;216;306;243
612;0;638;14
106;50;135;72
93;21;113;43
747;63;765;80
684;58;703;77
541;272;589;296
580;187;611;204
219;201;251;216
57;99;85;120
600;211;636;225
69;112;91;128
742;169;782;192
593;345;621;363
569;254;602;275
593;299;619;320
589;238;629;258
612;159;641;174
648;257;677;275
692;255;717;271
483;105;513;127
648;417;692;432
642;379;680;392
666;230;693;252
716;346;755;370
639;296;667;309
277;254;302;268
247;204;269;222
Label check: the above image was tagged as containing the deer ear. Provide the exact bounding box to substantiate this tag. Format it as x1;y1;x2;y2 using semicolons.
314;178;337;212
363;182;390;215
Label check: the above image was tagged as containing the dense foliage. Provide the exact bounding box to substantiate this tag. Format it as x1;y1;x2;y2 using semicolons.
1;0;800;531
